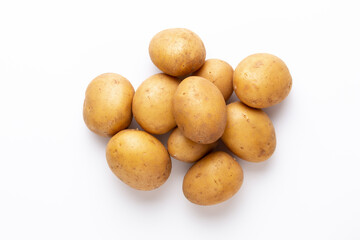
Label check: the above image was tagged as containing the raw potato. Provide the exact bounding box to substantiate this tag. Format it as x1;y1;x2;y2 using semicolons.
149;28;206;77
168;127;217;163
183;151;243;206
221;102;276;162
233;53;292;108
173;76;226;144
132;73;180;135
193;59;234;101
106;129;171;191
83;73;134;137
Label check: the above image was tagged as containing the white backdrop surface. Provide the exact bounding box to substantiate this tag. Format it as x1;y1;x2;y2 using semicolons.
0;1;359;239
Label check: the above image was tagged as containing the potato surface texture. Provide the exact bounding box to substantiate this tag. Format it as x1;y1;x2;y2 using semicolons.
193;59;234;101
106;129;171;191
132;73;180;135
221;102;276;162
83;73;134;137
167;127;217;163
173;76;226;144
183;151;243;206
149;28;206;77
233;53;292;108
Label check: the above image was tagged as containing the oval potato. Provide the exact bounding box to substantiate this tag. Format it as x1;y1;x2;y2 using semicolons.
173;76;226;144
106;129;171;191
233;53;292;108
149;28;206;77
132;73;180;135
168;127;217;163
193;59;234;101
183;151;243;206
221;102;276;162
83;73;134;137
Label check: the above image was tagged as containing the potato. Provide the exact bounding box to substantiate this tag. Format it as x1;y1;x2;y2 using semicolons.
168;127;217;163
132;73;180;135
83;73;134;137
221;102;276;162
149;28;206;77
173;76;226;144
183;151;243;206
193;59;234;101
233;53;292;108
106;129;171;191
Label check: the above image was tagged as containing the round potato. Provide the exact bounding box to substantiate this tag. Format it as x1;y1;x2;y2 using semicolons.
183;151;243;206
193;59;234;101
168;127;217;163
221;102;276;162
173;76;226;144
233;53;292;108
83;73;134;137
132;73;180;135
106;129;171;191
149;28;206;77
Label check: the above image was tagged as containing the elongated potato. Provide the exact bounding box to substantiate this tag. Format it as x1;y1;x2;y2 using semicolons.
132;73;180;135
168;127;217;163
106;129;171;191
221;102;276;162
83;73;134;137
173;76;226;144
183;151;243;206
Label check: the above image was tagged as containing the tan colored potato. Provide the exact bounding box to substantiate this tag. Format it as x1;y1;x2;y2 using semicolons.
83;73;134;137
233;53;292;108
183;151;243;206
173;76;226;144
106;129;171;191
149;28;206;77
221;102;276;162
168;127;217;163
193;59;234;101
132;73;180;135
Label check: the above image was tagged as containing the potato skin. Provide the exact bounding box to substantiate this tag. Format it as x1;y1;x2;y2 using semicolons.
183;151;243;206
233;53;292;108
149;28;206;77
221;102;276;162
106;129;171;191
132;73;180;135
193;59;234;101
83;73;134;137
168;127;217;163
173;76;226;144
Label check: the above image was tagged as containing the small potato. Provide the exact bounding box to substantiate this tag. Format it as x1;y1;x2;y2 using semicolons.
233;53;292;108
83;73;134;137
183;151;243;206
149;28;206;77
106;129;171;191
132;73;180;135
221;102;276;162
193;59;234;101
168;127;217;163
173;76;226;144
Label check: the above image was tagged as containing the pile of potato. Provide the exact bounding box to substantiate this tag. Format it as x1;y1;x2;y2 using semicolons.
83;28;292;206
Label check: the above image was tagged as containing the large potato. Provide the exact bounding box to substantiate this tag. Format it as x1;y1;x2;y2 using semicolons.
183;151;243;206
233;53;292;108
193;59;234;101
167;127;217;163
132;73;180;135
149;28;206;77
173;76;226;144
106;129;171;191
83;73;134;137
221;102;276;162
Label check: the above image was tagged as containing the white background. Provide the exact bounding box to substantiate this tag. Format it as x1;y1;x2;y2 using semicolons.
1;0;359;239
